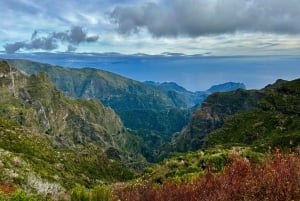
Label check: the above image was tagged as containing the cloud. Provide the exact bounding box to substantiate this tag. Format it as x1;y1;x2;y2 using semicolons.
67;45;77;52
4;42;28;54
110;0;300;37
4;26;99;53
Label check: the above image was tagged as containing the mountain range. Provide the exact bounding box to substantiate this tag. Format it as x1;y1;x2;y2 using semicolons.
7;59;245;161
0;58;300;199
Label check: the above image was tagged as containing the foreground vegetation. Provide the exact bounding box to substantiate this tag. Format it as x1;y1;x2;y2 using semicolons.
113;151;300;201
1;150;299;201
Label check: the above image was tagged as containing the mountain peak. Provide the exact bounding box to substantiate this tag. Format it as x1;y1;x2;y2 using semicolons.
159;82;189;93
206;82;246;93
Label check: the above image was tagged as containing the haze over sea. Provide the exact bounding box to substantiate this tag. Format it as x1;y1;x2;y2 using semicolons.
2;52;300;91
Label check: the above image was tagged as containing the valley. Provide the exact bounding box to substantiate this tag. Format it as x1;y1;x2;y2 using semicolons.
1;1;300;200
7;59;244;162
0;59;300;200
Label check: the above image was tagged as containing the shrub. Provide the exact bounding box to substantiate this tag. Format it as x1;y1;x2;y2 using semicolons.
71;184;112;201
198;153;227;172
113;152;300;201
240;149;262;163
90;185;111;201
10;190;46;201
71;185;90;201
0;193;8;201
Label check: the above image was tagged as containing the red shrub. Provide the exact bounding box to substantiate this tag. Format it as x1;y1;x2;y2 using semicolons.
113;152;300;201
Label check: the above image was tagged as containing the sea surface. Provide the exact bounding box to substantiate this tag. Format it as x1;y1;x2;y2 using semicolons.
1;52;300;91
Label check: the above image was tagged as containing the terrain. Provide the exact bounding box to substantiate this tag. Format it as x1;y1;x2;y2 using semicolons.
169;78;300;153
0;60;139;196
7;59;244;162
1;59;300;201
205;78;300;150
110;77;300;201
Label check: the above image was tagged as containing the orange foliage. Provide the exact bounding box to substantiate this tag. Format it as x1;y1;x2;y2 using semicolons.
0;184;14;195
113;152;300;201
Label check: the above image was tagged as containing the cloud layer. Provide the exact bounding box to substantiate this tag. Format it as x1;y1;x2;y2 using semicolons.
4;26;98;53
1;0;300;55
110;0;300;37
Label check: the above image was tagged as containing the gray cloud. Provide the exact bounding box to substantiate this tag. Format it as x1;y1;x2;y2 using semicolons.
110;0;300;37
4;42;28;54
67;45;77;52
4;26;99;53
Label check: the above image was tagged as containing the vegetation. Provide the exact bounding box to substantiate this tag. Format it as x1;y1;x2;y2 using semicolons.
171;78;300;154
8;59;245;162
113;151;300;201
2;150;298;201
0;190;48;201
0;60;135;194
71;185;112;201
2;59;300;200
205;78;300;151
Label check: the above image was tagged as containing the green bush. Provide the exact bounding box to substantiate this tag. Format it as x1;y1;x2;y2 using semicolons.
90;185;111;201
10;190;46;201
241;150;262;163
0;193;8;201
143;167;154;174
71;185;90;201
198;154;227;172
71;185;112;201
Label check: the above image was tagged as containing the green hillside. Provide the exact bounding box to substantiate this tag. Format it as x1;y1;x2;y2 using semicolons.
0;60;138;194
8;59;192;146
8;59;245;139
169;78;300;154
205;78;300;150
167;89;263;153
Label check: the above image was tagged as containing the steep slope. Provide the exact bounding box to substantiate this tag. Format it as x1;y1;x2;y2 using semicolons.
169;89;263;152
9;60;245;128
205;78;300;150
0;61;128;150
7;59;246;162
171;78;300;153
8;59;178;109
8;60;190;137
0;60;137;193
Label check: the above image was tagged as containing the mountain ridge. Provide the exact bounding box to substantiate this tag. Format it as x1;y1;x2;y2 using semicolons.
204;78;300;149
0;60;139;192
168;77;300;154
6;59;246;162
144;80;246;108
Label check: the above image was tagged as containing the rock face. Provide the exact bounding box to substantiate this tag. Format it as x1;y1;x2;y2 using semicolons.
0;60;126;149
0;60;137;191
170;89;263;152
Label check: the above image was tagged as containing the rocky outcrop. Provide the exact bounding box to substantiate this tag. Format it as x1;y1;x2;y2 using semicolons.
171;89;264;152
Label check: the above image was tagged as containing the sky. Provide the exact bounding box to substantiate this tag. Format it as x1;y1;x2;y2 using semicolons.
1;0;300;91
1;0;300;55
